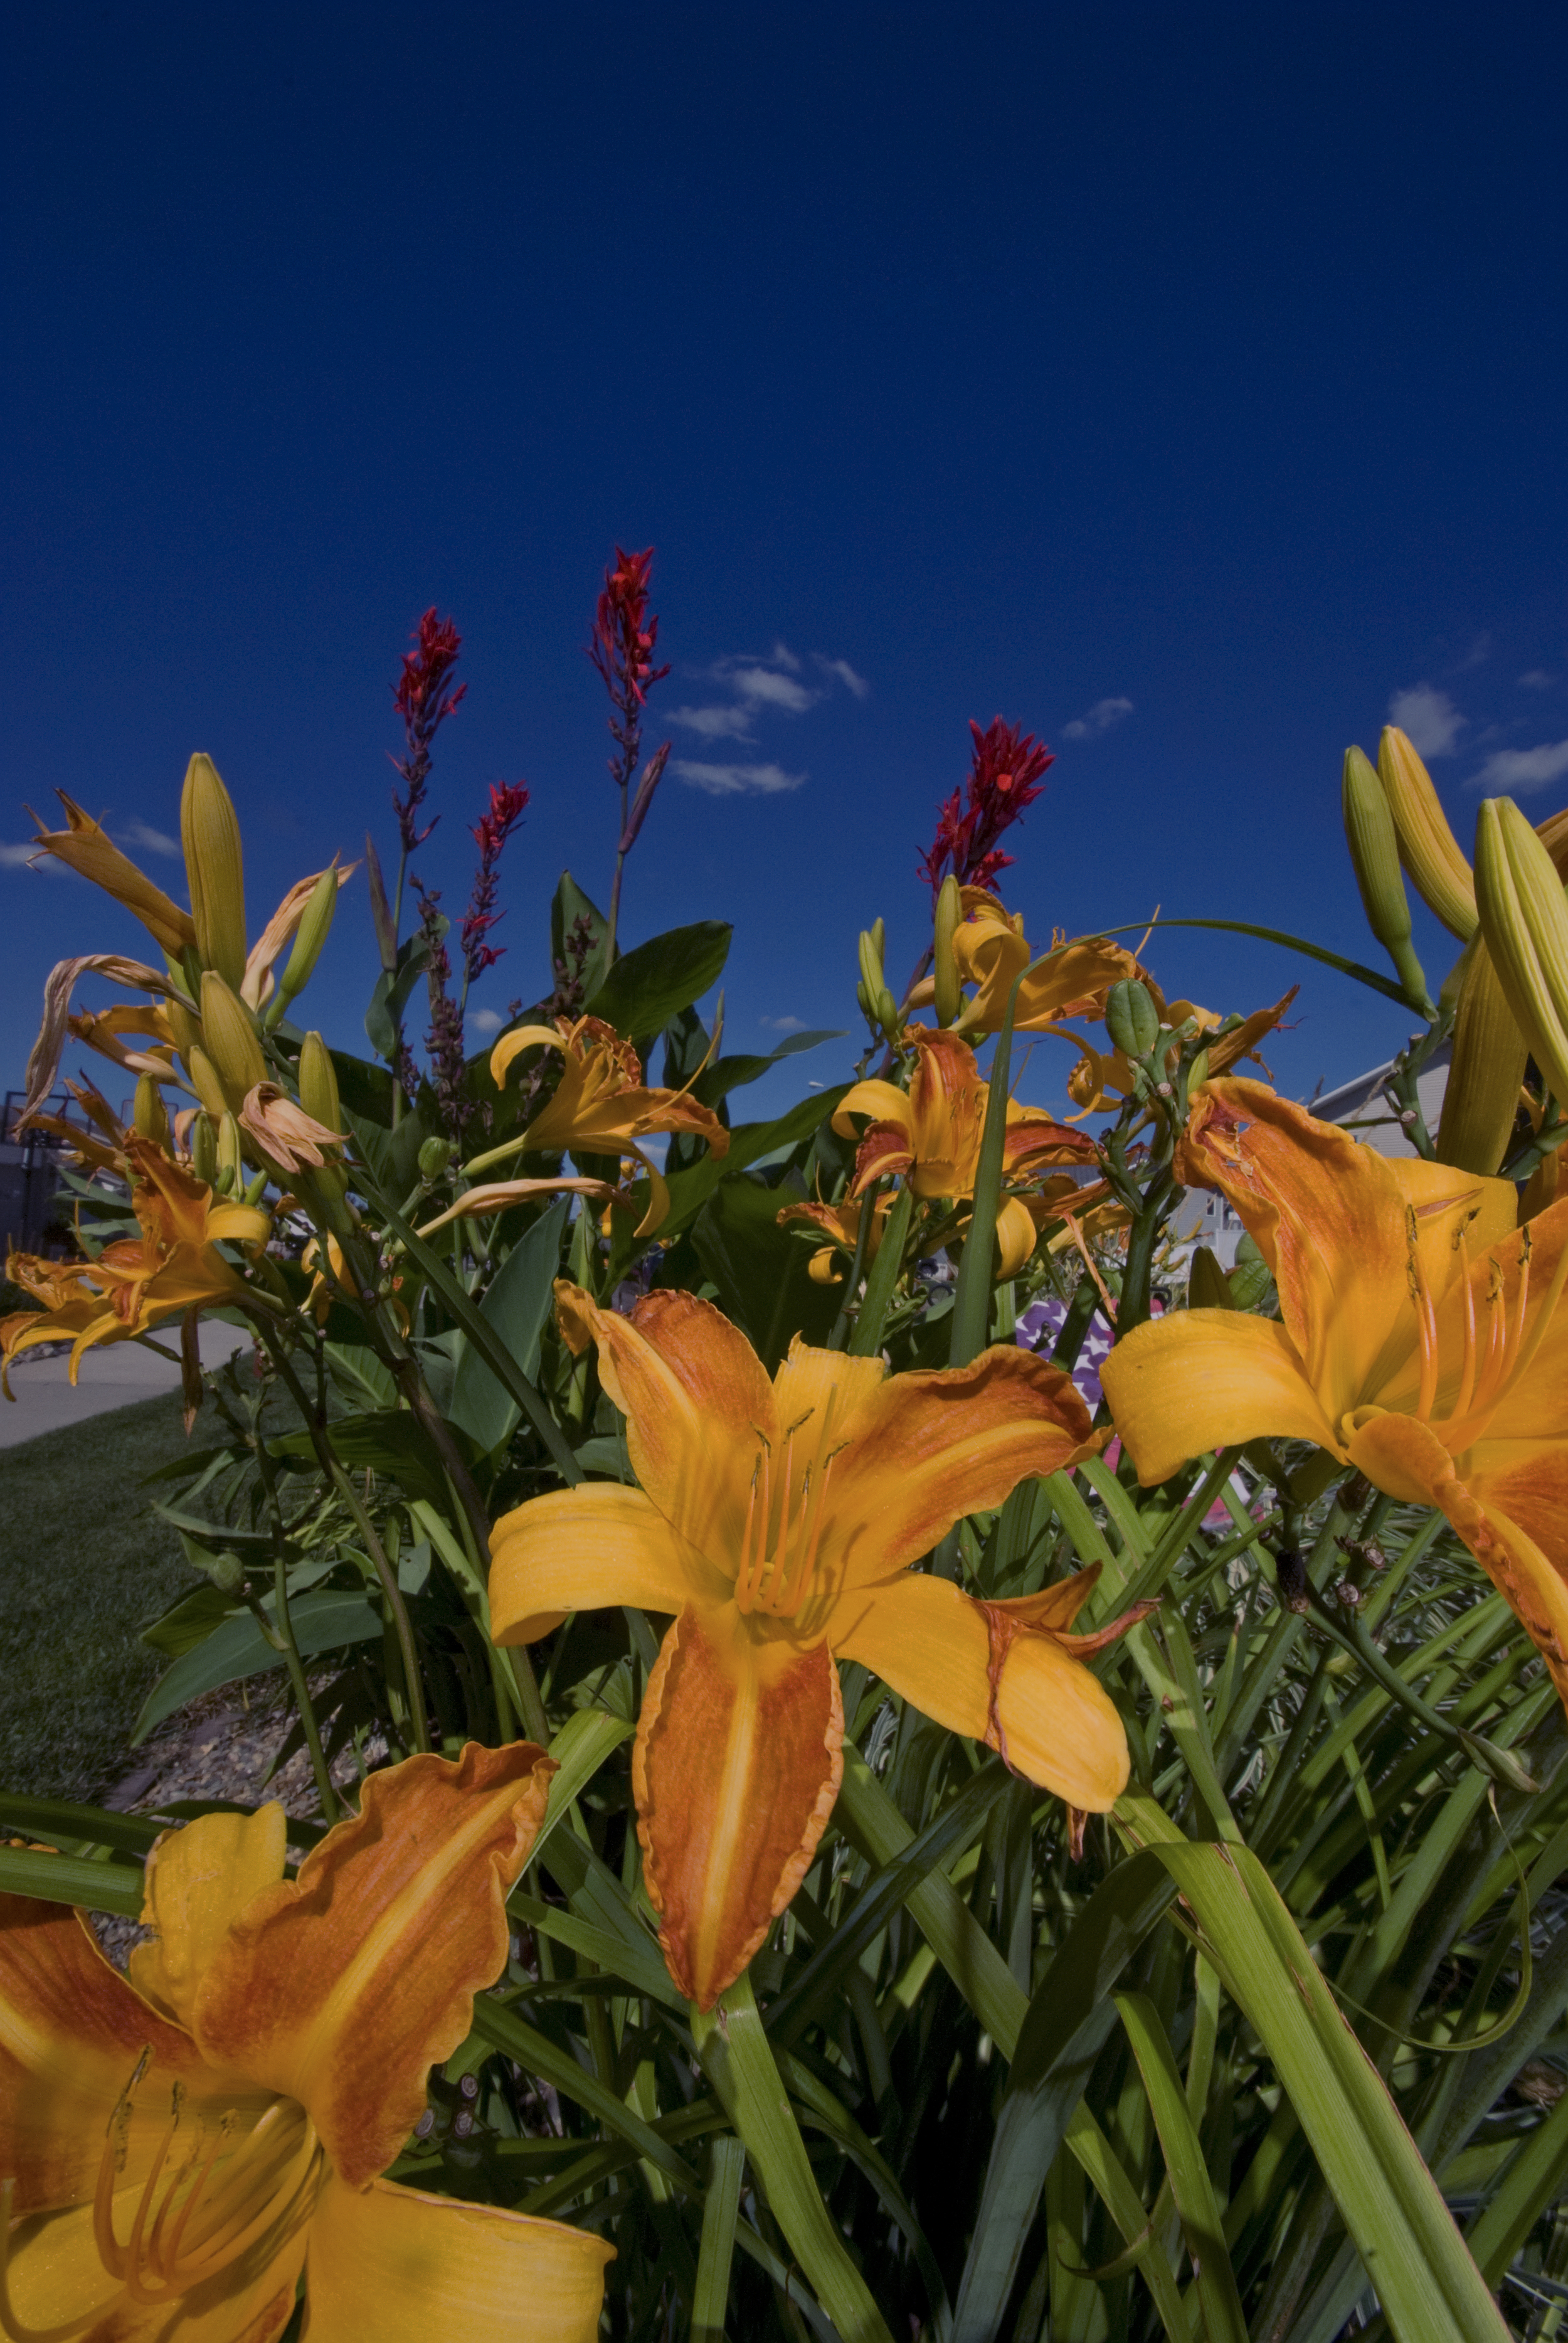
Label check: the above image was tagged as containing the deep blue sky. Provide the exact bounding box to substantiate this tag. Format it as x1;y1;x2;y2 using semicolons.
4;5;1565;1126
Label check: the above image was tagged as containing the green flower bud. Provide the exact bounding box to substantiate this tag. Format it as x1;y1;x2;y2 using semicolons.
418;1136;454;1181
1342;745;1432;1011
1106;979;1160;1060
206;1549;245;1597
869;918;886;968
857;927;886;1001
1436;935;1528;1176
933;874;963;1029
199;971;267;1104
217;1111;245;1189
189;1111;218;1185
1474;796;1568;1109
297;1031;342;1133
132;1074;170;1148
267;865;339;1027
181;753;249;991
1187;1246;1236;1311
1379;726;1477;942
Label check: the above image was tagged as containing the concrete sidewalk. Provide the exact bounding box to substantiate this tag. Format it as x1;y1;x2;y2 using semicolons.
0;1321;253;1448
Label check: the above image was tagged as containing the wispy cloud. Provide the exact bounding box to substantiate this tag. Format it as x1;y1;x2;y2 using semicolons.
119;817;180;858
1520;670;1557;690
1063;696;1133;741
670;641;867;745
760;1013;807;1031
1458;632;1492;671
469;1006;506;1033
672;760;807;797
1470;739;1568;795
1389;684;1465;759
0;842;45;869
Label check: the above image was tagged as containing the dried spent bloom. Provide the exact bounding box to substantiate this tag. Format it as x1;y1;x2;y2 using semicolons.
239;1081;347;1174
918;716;1054;900
390;607;467;856
461;780;531;986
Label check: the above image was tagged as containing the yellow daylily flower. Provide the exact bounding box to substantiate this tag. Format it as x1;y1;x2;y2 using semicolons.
482;1015;729;1236
832;1025;1099;1277
0;1743;612;2341
1101;1079;1568;1708
776;1189;893;1284
949;888;1150;1034
490;1283;1134;2011
0;1140;269;1394
28;794;198;958
1065;989;1296;1116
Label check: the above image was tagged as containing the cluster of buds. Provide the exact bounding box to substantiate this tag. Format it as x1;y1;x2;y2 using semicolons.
460;780;530;986
391;609;466;855
916;716;1052;900
856;919;901;1044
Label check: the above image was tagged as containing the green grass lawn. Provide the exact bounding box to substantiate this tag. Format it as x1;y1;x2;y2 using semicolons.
0;1391;222;1799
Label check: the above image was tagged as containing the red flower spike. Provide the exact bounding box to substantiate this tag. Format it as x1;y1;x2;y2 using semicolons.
917;716;1054;900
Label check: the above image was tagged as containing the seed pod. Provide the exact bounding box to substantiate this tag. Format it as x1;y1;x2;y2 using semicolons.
1474;796;1568;1108
205;1549;245;1597
181;753;249;991
1379;726;1477;942
216;1111;245;1189
1436;934;1528;1176
132;1074;170;1149
199;971;267;1103
418;1135;453;1181
933;874;963;1028
189;1110;218;1184
297;1031;342;1133
1106;979;1160;1060
270;865;339;1023
1342;745;1431;1009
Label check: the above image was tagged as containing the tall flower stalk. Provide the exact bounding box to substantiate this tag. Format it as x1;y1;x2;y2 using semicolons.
589;545;671;956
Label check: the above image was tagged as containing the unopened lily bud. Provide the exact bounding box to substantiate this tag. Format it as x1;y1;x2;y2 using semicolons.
189;1110;218;1184
933;874;963;1028
164;993;203;1072
205;1549;246;1598
1106;979;1160;1060
132;1073;170;1149
216;1110;245;1189
297;1031;342;1133
1379;726;1477;942
857;926;886;1002
187;1046;230;1123
268;864;338;1026
856;978;873;1021
1187;1046;1210;1091
1436;935;1528;1176
1187;1245;1235;1311
199;971;267;1103
1342;745;1432;1009
1475;796;1568;1108
181;753;249;991
418;1135;453;1181
869;918;886;968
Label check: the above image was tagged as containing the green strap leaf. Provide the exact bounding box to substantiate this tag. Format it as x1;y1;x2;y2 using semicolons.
1098;914;1416;1005
691;1972;896;2343
692;2133;748;2343
0;1845;145;1918
1114;1989;1248;2343
469;1995;703;2201
845;1182;914;1357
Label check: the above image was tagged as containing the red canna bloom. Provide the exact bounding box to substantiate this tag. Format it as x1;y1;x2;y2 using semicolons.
462;780;531;983
918;716;1054;900
390;608;467;855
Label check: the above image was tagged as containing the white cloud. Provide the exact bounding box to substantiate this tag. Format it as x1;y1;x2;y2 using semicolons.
670;703;755;740
0;842;44;869
672;760;807;797
816;656;871;700
761;1013;807;1031
1063;696;1133;741
1520;670;1557;690
1388;683;1465;759
726;662;817;714
119;817;180;858
1470;739;1568;795
469;1007;505;1033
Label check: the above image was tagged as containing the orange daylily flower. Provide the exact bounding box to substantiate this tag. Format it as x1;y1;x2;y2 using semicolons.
776;1190;893;1284
482;1016;729;1236
1101;1079;1568;1708
833;1026;1099;1277
489;1283;1133;2010
1066;989;1297;1115
0;1743;612;2341
0;1140;268;1394
949;888;1151;1034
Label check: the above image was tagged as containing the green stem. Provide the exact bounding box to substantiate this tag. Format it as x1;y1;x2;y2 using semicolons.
246;1401;342;1820
845;1184;914;1359
948;967;1024;1368
250;1317;432;1755
827;1176;882;1351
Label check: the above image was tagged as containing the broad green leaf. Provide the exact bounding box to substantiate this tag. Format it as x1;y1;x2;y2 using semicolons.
693;1973;896;2343
363;925;440;1059
649;1086;854;1249
132;1590;381;1743
446;1197;569;1452
267;1408;458;1507
692;1172;841;1369
691;1028;845;1108
581;919;732;1038
140;1582;241;1660
534;1708;634;1862
551;870;612;1004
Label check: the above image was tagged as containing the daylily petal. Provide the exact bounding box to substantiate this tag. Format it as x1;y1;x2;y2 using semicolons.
847;1122;917;1196
821;1345;1106;1590
490;1024;567;1086
555;1284;772;1572
1346;1410;1568;1707
830;1080;912;1139
996;1196;1041;1278
1102;1309;1339;1487
1463;1437;1568;1576
416;1177;612;1238
304;2172;611;2342
832;1573;1129;1808
192;1742;554;2189
2;2182;308;2343
489;1484;723;1643
130;1807;288;2033
633;1603;843;2010
0;1898;252;2219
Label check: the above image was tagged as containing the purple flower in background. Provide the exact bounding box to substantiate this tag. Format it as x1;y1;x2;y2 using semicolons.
1016;1294;1120;1414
